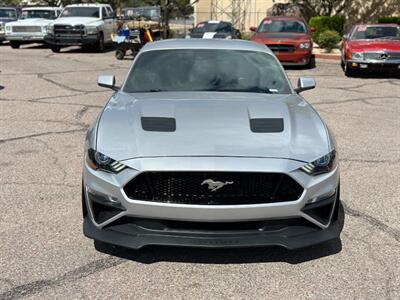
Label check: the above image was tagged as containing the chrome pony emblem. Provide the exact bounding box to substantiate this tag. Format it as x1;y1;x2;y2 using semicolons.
201;179;233;192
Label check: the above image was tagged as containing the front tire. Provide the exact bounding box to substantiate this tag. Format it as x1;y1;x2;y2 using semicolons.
344;63;356;77
306;55;315;69
51;45;61;53
96;33;105;53
10;41;20;49
115;49;125;60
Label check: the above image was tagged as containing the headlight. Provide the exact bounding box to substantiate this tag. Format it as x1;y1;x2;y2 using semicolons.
86;149;126;173
299;42;311;49
300;150;337;176
86;26;98;35
47;24;54;34
0;24;5;33
42;25;48;34
352;52;363;60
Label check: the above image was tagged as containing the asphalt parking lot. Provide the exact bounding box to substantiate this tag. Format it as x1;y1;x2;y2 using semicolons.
0;44;399;299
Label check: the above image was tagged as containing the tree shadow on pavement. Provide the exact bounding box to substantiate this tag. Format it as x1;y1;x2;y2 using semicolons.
96;238;342;265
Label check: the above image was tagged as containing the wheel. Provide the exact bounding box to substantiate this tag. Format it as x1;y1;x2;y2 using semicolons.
96;33;105;53
51;45;61;53
10;41;20;49
306;55;315;69
115;49;125;60
344;63;356;77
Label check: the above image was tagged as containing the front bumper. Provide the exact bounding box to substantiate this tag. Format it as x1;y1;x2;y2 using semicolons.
346;60;400;73
6;33;45;42
83;156;342;249
275;50;312;66
44;34;98;46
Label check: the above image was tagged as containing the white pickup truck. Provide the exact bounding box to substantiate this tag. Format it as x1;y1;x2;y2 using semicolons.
44;3;116;53
5;7;60;49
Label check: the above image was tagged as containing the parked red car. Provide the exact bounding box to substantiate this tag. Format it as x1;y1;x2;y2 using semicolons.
250;16;315;67
341;24;400;76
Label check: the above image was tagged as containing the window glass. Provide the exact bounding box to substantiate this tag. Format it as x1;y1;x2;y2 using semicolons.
124;49;291;94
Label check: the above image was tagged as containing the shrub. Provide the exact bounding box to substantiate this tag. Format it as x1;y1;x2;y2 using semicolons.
317;30;341;52
378;17;400;25
309;16;345;43
241;32;252;40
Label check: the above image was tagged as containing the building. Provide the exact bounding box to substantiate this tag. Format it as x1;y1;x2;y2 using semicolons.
192;0;285;31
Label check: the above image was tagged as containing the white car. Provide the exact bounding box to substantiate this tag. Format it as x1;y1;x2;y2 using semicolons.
5;7;60;49
44;3;116;53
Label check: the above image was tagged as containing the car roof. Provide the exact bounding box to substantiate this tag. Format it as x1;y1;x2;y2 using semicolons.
141;39;271;54
65;4;110;7
262;16;306;21
354;23;399;27
22;7;59;11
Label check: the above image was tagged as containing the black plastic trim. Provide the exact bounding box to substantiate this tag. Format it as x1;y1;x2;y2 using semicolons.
141;117;176;132
83;202;344;250
250;118;284;133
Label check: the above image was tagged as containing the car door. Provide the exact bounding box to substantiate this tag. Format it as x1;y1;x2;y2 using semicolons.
341;26;354;62
106;6;116;35
101;7;113;42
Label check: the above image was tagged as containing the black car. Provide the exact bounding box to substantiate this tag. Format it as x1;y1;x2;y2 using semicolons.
188;20;241;39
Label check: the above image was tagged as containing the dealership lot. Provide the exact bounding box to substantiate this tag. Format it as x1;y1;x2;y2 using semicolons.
0;45;399;299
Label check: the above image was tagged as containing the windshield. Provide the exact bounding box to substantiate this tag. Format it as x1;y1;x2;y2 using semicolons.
351;25;400;40
61;7;99;18
258;19;307;33
123;7;160;20
21;10;56;20
192;22;228;33
0;9;17;18
124;49;291;94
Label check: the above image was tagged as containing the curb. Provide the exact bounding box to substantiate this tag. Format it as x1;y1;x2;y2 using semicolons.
314;53;341;60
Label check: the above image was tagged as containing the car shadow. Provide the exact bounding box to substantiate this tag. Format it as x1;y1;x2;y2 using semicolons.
95;238;342;265
349;72;400;79
58;45;115;54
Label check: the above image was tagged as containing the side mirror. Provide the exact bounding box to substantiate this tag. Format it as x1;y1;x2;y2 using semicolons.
342;34;348;40
295;77;316;93
310;27;316;33
249;26;257;32
98;75;119;91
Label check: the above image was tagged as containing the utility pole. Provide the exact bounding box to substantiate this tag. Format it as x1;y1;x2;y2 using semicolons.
163;0;169;39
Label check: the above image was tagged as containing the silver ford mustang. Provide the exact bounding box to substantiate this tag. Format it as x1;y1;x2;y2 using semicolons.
83;39;344;250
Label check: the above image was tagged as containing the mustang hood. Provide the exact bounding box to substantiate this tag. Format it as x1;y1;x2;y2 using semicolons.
349;40;400;52
96;92;330;163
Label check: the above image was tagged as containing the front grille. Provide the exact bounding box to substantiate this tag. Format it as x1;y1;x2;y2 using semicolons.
266;44;295;53
124;172;304;205
12;26;41;33
364;51;400;61
54;24;85;36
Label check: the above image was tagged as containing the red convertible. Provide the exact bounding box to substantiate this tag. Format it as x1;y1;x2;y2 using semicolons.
341;24;400;76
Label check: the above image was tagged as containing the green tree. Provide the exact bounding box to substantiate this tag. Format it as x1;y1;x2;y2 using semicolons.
291;0;348;16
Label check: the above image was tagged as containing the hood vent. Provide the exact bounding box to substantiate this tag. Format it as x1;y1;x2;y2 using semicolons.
141;117;176;132
250;118;284;133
